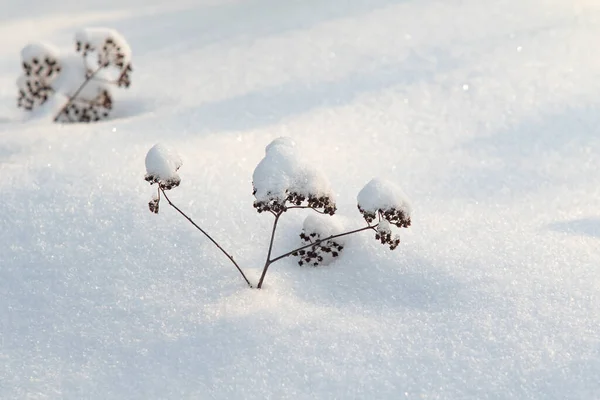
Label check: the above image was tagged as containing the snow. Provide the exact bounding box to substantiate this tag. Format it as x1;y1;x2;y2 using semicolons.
2;0;600;398
357;177;412;217
75;27;133;86
302;214;344;240
377;219;391;235
26;92;70;122
144;143;183;189
253;136;335;212
298;214;345;266
75;27;132;64
16;27;132;121
53;54;109;98
20;42;60;63
21;42;60;63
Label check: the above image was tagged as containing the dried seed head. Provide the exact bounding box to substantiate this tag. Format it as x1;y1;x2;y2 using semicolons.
294;215;345;267
148;196;160;214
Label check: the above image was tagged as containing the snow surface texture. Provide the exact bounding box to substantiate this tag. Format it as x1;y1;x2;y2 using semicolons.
253;136;335;213
2;0;600;399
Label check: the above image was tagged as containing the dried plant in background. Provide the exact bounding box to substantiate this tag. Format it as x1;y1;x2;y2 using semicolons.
17;28;133;123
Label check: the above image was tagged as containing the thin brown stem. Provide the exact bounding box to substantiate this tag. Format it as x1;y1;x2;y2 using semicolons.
269;224;377;265
53;65;104;122
256;217;377;289
286;205;329;214
256;211;282;289
160;188;252;288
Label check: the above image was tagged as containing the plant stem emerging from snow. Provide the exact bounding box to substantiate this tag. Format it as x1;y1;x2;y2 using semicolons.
157;189;378;289
53;64;104;122
256;211;283;289
159;188;253;288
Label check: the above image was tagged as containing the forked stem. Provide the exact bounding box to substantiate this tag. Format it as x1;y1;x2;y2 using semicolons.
156;191;378;290
256;210;377;289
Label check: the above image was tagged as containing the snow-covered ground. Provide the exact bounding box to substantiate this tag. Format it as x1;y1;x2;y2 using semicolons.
1;0;599;398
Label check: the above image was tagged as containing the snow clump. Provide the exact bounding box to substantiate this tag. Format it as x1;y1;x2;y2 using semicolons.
293;215;345;266
17;43;62;111
357;178;411;249
252;137;336;215
357;178;411;227
144;144;183;190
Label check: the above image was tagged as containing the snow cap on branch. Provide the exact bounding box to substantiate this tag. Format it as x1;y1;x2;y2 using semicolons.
357;178;412;228
144;144;183;190
17;42;62;111
21;42;61;64
75;28;132;62
252;137;336;214
303;214;344;241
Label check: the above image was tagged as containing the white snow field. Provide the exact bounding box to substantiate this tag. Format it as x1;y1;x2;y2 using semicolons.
1;0;599;398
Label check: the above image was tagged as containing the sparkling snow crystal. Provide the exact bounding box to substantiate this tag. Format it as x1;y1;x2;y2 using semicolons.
145;144;183;190
293;215;345;266
252;137;336;214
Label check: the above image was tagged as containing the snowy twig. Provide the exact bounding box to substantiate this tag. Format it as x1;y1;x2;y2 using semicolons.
53;65;104;122
256;219;377;288
159;188;253;288
271;224;377;264
286;205;330;214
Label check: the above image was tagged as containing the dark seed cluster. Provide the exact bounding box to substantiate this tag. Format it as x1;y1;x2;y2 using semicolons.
253;197;287;214
358;206;410;251
148;196;160;214
144;174;181;191
17;55;61;110
375;227;401;250
253;189;336;215
296;192;336;215
358;205;411;228
56;89;113;123
77;37;132;88
292;231;344;267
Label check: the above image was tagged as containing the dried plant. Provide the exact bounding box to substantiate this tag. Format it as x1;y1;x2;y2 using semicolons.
17;28;133;123
144;139;412;289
